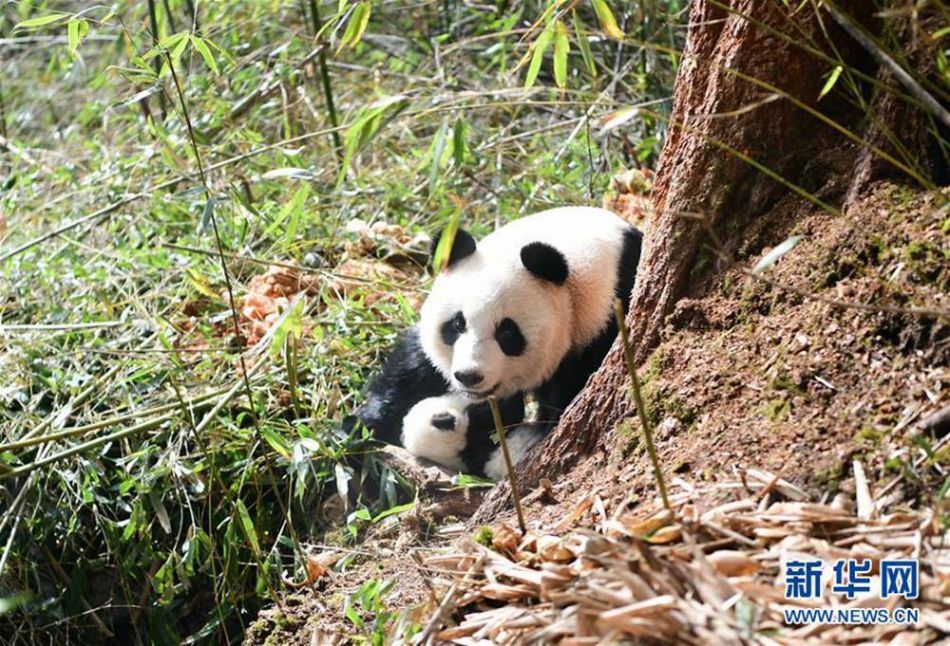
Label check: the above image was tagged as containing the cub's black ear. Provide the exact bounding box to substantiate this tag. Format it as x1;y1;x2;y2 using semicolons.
429;228;476;273
521;242;569;285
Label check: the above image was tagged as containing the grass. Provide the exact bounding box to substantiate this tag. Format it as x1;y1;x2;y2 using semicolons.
0;1;682;642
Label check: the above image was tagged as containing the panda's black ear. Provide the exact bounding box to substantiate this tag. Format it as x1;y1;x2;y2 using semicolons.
521;242;569;285
429;228;476;273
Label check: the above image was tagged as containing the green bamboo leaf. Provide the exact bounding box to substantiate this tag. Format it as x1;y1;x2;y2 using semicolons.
261;427;291;460
68;19;78;53
573;11;597;77
190;35;219;74
428;119;450;197
553;21;570;88
13;13;69;31
372;501;415;523
432;210;462;274
525;25;553;89
452;117;466;167
67;19;88;56
204;37;236;66
591;0;625;40
234;499;261;555
157;31;188;54
263;184;309;241
156;31;190;76
170;33;190;63
338;95;410;186
199;197;215;234
818;65;843;99
339;1;371;51
284;185;309;245
269;296;305;360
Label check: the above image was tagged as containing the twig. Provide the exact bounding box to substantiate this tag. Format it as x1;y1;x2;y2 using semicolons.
0;415;175;481
614;299;671;510
875;419;950;502
39;545;113;638
304;0;343;162
0;133;43;168
0;191;150;263
825;2;950;130
146;0;168;121
488;397;527;533
166;49;304;605
0;386;231;453
0;35;119;46
202;46;326;138
0;120;345;263
0;321;128;331
417;553;487;645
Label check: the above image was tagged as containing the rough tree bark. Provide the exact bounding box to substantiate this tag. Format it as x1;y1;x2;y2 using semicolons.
471;0;931;522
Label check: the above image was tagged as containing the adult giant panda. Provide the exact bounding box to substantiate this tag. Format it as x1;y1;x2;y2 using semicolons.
351;206;642;479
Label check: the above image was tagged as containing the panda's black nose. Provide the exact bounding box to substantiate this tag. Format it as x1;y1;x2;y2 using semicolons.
454;370;484;388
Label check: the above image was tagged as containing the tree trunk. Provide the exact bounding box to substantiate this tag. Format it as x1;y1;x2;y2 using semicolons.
473;0;903;522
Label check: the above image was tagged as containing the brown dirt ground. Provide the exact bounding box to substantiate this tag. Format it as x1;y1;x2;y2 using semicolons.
247;181;948;644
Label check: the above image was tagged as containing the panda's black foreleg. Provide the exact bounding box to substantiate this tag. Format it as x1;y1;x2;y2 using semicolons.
460;395;526;475
351;326;451;445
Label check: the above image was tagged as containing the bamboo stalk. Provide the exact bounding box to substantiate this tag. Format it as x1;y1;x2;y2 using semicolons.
146;0;168;122
614;299;670;511
305;0;343;162
488;396;527;533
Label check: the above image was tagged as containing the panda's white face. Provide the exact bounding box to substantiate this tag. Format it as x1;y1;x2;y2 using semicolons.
419;243;573;400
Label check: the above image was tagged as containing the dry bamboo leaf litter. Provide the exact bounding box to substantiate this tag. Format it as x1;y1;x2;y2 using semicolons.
422;468;949;645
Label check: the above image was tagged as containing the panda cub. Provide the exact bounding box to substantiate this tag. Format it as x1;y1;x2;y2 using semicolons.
352;206;642;479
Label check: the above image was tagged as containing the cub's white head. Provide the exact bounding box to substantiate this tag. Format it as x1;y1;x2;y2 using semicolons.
418;227;573;400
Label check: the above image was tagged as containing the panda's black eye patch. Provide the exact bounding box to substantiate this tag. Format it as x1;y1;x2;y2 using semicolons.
441;311;465;345
494;317;526;356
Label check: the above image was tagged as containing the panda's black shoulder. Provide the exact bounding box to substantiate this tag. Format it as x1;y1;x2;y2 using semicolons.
352;327;449;445
615;226;643;310
531;224;643;424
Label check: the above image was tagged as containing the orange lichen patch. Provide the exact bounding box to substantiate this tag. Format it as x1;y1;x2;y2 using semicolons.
602;167;655;229
327;257;421;309
343;218;429;258
238;265;319;346
238;265;320;346
174;264;321;352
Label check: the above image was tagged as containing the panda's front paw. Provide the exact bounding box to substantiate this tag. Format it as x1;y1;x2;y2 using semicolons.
484;423;545;481
401;395;470;472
